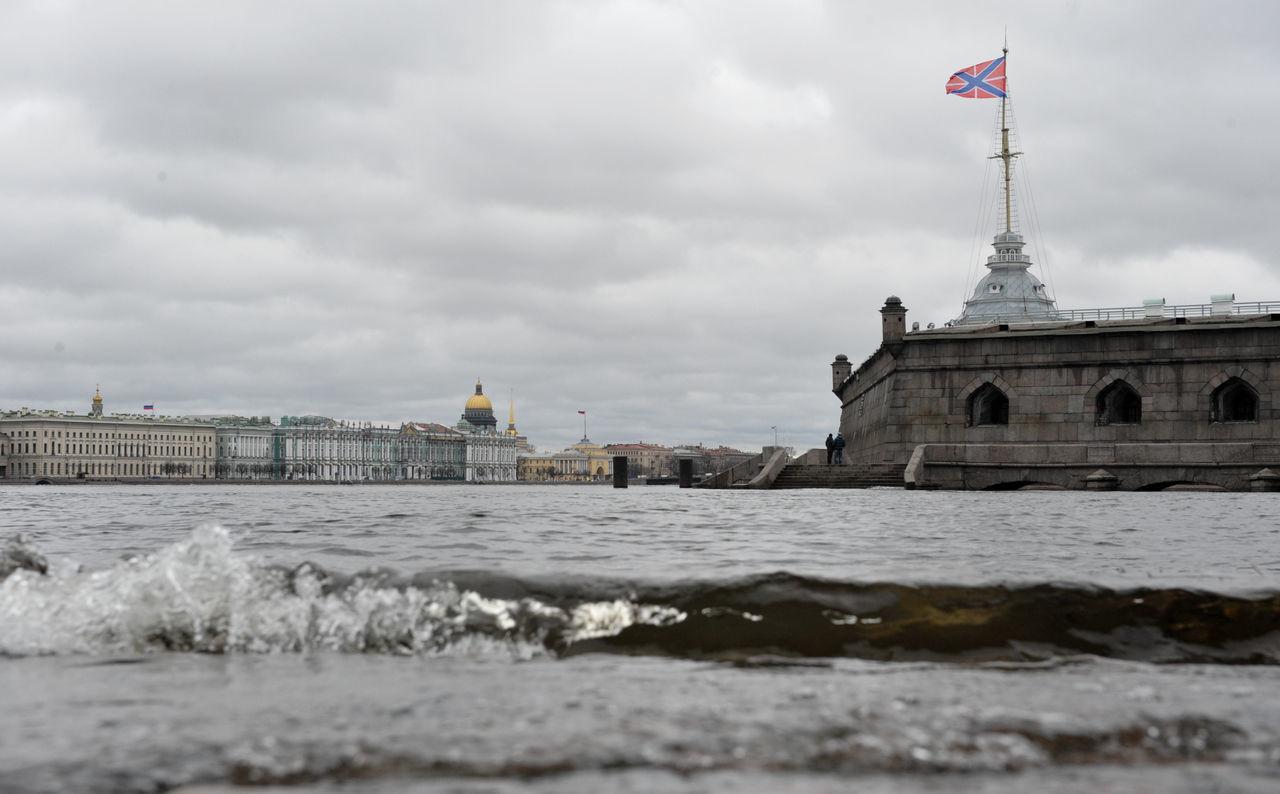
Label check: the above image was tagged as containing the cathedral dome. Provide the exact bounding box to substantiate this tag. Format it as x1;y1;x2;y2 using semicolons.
461;381;497;429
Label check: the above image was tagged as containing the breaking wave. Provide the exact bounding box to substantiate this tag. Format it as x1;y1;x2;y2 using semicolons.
2;527;1278;663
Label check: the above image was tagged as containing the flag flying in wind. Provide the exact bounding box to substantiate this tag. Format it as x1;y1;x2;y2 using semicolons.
577;410;586;415
945;56;1006;99
143;404;155;411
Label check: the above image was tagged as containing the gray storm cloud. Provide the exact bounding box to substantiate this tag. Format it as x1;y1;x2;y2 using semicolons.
2;0;1279;451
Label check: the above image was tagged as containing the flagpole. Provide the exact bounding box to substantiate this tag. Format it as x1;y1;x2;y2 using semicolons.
1000;41;1011;234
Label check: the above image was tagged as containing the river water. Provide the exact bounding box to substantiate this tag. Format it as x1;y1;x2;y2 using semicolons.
1;484;1278;792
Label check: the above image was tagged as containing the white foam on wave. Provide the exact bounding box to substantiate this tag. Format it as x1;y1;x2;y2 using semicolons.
0;525;685;657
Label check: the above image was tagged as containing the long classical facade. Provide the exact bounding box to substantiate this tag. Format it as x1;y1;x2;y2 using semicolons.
0;391;215;481
269;416;466;482
274;416;399;481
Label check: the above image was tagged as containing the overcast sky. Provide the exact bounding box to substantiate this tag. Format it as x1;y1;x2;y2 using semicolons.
3;1;1279;452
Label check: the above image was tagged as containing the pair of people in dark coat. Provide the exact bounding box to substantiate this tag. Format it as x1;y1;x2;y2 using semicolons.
824;433;845;465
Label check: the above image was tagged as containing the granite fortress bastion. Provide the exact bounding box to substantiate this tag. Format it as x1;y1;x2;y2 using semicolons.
831;297;1280;491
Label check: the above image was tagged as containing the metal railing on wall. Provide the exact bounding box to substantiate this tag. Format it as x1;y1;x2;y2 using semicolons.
1054;301;1280;322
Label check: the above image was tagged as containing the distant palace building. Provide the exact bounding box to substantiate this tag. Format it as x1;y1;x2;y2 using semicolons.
0;388;215;481
263;417;482;483
211;415;467;482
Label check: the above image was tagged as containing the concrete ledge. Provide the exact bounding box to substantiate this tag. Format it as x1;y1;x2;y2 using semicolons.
908;442;1280;491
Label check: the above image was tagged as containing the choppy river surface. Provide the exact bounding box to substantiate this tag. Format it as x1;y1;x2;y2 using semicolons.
2;484;1279;792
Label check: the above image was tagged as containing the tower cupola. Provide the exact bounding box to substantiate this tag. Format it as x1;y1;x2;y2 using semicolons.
881;296;907;343
955;231;1057;325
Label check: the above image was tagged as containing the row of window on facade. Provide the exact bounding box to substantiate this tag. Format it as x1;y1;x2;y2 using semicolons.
5;428;197;441
11;461;205;477
966;377;1260;427
4;441;207;457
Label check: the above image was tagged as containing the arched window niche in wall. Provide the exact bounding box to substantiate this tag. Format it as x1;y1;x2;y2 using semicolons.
967;383;1009;427
1212;378;1259;423
1096;380;1142;425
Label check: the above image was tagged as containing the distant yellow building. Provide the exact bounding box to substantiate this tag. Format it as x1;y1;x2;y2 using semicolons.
517;452;555;481
516;438;611;482
570;439;612;480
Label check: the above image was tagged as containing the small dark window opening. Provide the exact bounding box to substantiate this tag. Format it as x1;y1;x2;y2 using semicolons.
1212;379;1258;423
968;383;1009;426
1096;381;1142;425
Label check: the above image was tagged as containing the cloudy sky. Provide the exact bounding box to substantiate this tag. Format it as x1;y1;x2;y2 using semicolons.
2;1;1278;451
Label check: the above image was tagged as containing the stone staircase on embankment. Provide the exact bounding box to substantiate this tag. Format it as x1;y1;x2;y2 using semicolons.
768;463;907;489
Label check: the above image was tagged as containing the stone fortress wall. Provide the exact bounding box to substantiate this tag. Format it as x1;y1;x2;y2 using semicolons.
833;298;1280;491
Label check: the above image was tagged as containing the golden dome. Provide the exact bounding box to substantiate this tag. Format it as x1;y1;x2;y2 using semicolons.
465;381;493;411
